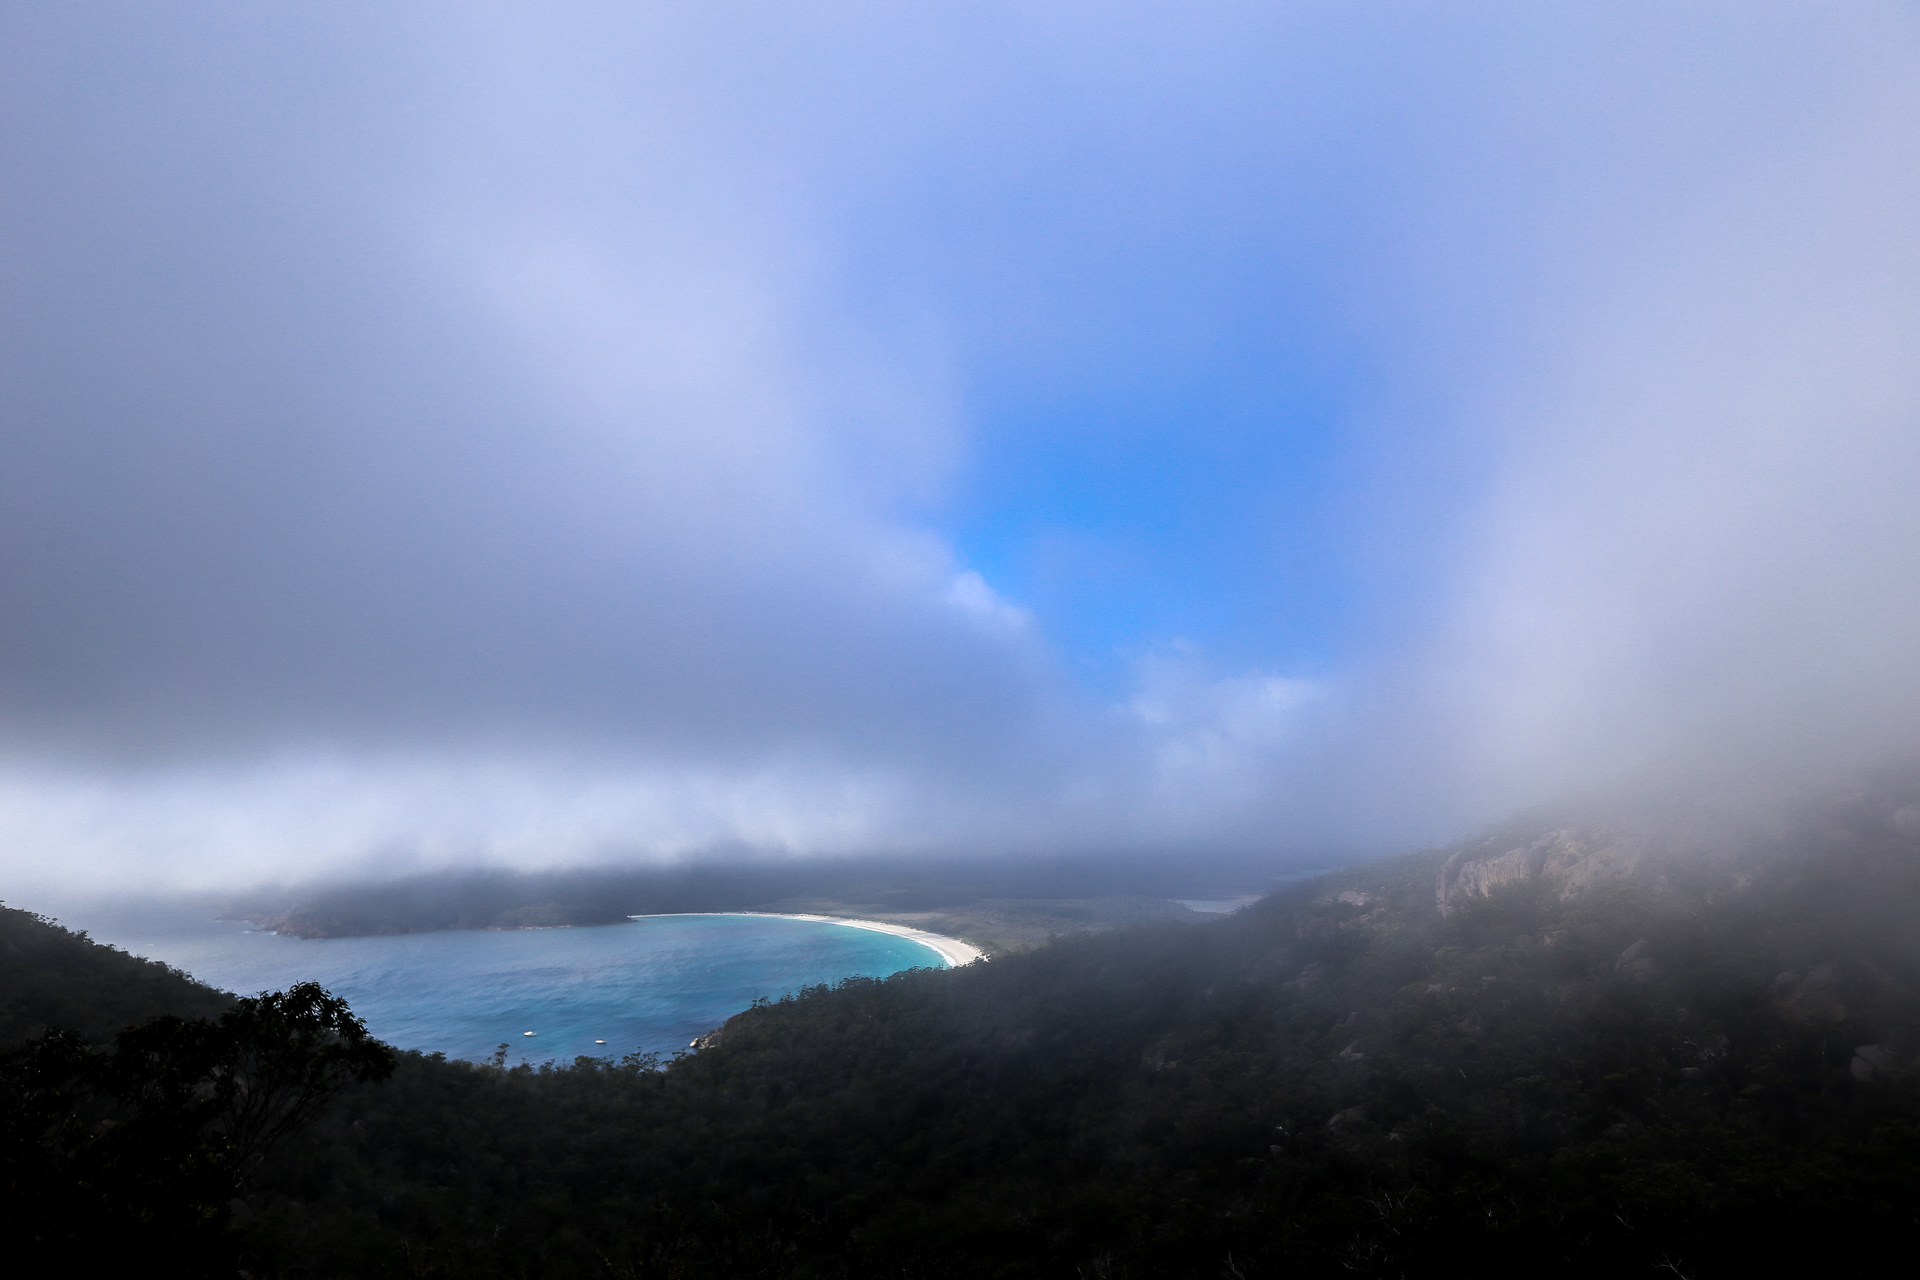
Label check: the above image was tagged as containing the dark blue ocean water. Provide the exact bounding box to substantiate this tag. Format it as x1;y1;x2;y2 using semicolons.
60;911;946;1066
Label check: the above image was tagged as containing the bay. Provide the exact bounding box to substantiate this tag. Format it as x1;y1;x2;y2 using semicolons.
51;907;947;1066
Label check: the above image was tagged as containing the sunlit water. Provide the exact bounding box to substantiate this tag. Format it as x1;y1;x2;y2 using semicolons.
51;908;947;1066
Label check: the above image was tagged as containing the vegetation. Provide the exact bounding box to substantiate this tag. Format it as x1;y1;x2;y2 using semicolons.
9;777;1920;1274
228;837;1920;1277
2;976;394;1271
0;901;232;1042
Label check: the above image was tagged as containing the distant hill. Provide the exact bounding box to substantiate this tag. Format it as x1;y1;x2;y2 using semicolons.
223;851;1273;951
0;903;233;1044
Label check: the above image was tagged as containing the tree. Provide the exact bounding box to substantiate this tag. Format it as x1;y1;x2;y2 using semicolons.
2;982;394;1272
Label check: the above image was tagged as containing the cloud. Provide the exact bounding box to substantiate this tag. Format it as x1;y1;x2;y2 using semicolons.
5;3;1920;891
1395;7;1920;819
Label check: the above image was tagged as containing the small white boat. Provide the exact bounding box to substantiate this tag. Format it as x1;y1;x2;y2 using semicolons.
595;1039;606;1044
523;1031;537;1037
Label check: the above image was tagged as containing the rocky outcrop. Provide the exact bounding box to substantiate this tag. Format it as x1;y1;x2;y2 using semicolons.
1614;940;1657;980
1435;827;1648;913
1774;963;1847;1022
1851;1044;1899;1080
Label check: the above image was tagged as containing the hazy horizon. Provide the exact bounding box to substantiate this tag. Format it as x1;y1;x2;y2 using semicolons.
8;3;1920;897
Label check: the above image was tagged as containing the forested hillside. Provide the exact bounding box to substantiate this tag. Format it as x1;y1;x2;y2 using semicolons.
235;772;1920;1277
11;769;1920;1275
1;909;391;1272
0;902;233;1043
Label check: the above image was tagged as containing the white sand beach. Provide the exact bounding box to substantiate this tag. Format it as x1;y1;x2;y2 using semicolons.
627;912;984;967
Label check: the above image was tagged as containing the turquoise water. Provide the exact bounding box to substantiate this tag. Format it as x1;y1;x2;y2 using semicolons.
62;910;946;1066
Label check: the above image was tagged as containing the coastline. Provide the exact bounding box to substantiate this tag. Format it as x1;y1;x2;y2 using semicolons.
627;911;985;968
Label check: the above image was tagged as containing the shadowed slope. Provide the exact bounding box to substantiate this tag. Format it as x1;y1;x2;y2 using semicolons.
0;903;233;1044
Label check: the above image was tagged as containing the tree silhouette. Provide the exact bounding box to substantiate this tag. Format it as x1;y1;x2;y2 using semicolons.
2;982;393;1271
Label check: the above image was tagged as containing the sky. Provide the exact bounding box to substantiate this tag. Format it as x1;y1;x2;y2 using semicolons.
6;2;1920;894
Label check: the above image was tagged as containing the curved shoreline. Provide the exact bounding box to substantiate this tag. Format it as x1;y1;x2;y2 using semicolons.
627;911;984;968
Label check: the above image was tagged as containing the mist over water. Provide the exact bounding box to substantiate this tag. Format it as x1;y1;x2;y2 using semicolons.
6;5;1920;893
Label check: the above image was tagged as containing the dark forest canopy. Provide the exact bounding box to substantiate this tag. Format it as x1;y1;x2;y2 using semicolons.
2;970;393;1272
9;766;1920;1274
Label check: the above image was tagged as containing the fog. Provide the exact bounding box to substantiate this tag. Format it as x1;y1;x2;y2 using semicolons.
6;3;1920;896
